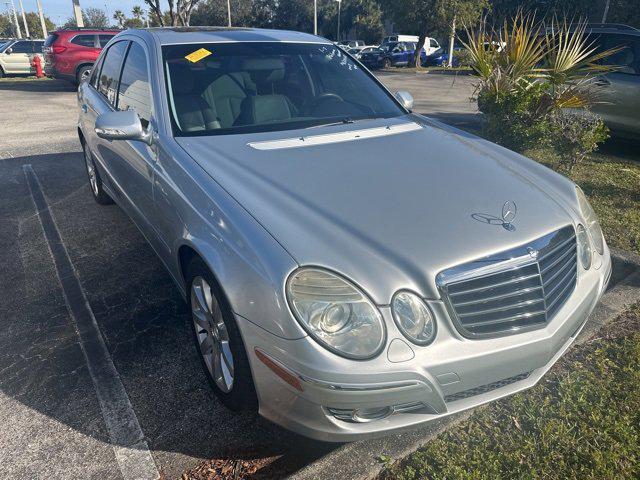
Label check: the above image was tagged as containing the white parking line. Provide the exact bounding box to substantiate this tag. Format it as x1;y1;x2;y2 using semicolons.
23;164;159;480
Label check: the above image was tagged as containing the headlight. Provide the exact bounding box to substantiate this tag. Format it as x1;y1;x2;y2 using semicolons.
286;268;386;360
391;291;437;346
576;187;604;255
576;224;592;270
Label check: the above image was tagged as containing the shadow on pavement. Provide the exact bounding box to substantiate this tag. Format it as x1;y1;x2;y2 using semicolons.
0;78;76;93
0;151;337;479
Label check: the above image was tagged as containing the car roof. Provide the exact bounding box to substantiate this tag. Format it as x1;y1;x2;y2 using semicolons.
135;27;330;45
572;23;640;36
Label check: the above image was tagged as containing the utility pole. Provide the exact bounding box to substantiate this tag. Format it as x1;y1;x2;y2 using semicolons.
36;0;48;38
313;0;317;35
227;0;231;27
336;0;341;42
18;0;29;38
9;0;22;38
72;0;84;28
601;0;610;23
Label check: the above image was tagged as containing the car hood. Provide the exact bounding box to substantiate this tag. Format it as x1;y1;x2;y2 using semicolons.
176;115;578;303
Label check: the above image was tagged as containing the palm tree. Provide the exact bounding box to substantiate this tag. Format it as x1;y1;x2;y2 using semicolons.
113;10;125;28
132;6;144;21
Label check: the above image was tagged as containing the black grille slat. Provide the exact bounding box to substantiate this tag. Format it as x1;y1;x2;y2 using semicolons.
439;227;577;338
445;371;532;402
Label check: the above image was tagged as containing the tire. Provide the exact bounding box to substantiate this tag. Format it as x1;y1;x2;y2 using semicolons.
76;64;92;85
83;142;113;205
383;58;392;69
186;257;258;412
0;66;4;79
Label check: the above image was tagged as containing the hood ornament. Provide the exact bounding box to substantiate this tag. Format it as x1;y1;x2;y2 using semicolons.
471;201;518;231
501;201;517;230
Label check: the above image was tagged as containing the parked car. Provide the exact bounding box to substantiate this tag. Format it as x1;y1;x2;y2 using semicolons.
584;24;640;138
0;39;44;77
424;45;464;67
78;27;611;442
360;41;430;69
348;45;378;60
337;40;365;49
44;28;119;84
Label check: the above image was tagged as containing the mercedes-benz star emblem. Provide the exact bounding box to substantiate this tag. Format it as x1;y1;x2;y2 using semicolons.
501;200;517;226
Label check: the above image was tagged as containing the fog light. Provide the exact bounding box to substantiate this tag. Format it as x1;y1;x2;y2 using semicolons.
353;406;393;422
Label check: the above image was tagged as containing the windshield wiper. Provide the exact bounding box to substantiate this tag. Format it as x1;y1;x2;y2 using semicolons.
306;117;360;129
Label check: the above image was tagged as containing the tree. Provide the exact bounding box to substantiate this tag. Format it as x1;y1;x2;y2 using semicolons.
272;0;313;32
84;7;110;28
132;5;145;22
144;0;203;26
113;10;126;28
191;0;277;28
434;0;489;67
0;14;16;37
320;0;385;43
24;12;56;38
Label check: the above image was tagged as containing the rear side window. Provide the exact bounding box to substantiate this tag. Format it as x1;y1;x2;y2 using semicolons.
9;41;33;53
117;42;152;127
97;41;129;105
90;55;105;88
44;34;58;48
71;35;96;48
98;35;115;48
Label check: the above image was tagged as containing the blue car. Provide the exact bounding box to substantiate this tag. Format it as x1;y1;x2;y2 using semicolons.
424;46;464;67
360;41;427;69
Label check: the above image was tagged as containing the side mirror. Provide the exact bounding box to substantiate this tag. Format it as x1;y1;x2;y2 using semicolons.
5;47;12;54
395;91;414;111
95;110;153;145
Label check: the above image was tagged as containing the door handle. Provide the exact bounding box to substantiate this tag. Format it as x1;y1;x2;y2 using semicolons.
594;77;611;87
81;104;88;113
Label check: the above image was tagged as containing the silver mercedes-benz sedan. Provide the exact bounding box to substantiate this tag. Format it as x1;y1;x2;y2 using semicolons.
77;27;611;441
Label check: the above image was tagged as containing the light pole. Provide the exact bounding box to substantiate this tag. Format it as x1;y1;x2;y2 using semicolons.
227;0;231;27
336;0;341;42
17;0;29;38
36;0;48;38
9;0;22;38
313;0;317;35
72;0;84;28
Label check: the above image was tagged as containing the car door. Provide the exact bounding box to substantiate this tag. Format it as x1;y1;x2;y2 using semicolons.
391;43;407;65
591;33;640;136
2;40;33;73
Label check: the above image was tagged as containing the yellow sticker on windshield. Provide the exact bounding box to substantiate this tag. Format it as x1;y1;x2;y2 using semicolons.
185;48;212;63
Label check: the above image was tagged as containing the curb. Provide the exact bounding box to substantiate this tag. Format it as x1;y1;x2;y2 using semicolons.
286;249;640;480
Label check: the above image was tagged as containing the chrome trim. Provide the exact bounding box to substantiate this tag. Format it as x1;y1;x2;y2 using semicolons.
437;226;577;339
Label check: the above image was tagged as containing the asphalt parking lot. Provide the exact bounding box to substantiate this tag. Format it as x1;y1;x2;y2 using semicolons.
0;73;637;480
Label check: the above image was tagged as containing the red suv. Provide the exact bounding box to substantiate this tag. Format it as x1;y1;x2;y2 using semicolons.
44;28;119;84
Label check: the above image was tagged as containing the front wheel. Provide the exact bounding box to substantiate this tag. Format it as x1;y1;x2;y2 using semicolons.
187;257;258;411
83;143;113;205
383;58;392;69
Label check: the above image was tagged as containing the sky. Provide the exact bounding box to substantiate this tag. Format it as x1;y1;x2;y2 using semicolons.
4;0;169;26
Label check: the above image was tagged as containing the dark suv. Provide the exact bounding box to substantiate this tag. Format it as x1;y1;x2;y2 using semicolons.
44;28;119;84
586;24;640;138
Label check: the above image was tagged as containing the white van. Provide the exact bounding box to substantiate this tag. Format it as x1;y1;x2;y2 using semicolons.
382;34;419;44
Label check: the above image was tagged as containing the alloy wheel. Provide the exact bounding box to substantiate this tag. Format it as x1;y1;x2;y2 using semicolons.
191;276;235;393
83;146;99;196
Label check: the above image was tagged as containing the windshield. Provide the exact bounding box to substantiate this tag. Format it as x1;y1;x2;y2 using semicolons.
163;42;404;136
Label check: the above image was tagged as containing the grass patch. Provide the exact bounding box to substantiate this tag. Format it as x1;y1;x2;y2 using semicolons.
525;146;640;255
382;303;640;480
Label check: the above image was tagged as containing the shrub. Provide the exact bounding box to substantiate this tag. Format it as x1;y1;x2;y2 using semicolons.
463;14;619;164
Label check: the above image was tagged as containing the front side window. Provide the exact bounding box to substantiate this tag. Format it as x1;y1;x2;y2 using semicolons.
98;41;129;105
595;34;640;75
71;35;96;48
163;42;404;136
117;42;152;127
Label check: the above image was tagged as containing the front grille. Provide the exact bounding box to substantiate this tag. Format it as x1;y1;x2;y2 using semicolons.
445;371;531;402
437;226;577;338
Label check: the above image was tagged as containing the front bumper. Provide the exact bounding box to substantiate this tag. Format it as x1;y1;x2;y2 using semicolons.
240;248;611;442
